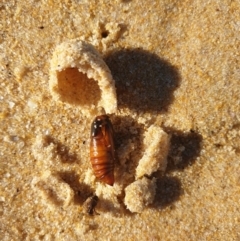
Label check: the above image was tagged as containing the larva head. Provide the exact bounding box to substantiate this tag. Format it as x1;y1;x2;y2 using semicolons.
91;115;111;137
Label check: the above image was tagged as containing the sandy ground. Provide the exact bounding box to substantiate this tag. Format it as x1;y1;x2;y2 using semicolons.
0;0;240;240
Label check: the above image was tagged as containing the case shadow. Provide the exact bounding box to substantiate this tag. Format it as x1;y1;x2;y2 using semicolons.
104;48;181;113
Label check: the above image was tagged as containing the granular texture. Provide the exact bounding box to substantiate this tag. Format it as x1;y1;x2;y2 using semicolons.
1;0;240;240
124;177;156;213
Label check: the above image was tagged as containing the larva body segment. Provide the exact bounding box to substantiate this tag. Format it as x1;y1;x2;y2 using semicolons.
90;115;115;186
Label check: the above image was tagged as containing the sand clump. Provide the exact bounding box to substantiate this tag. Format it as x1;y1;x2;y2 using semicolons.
49;39;117;116
124;177;157;213
124;125;170;213
136;125;170;179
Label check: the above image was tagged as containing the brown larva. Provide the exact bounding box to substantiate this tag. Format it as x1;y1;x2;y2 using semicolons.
90;115;115;186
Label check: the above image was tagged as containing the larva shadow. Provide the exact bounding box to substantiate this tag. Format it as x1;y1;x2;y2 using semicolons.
105;48;181;113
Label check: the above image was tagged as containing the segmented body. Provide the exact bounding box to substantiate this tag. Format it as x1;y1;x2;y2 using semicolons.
90;115;115;186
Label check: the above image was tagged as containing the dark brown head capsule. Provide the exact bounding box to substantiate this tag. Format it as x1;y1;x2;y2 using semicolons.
90;115;115;186
82;195;99;215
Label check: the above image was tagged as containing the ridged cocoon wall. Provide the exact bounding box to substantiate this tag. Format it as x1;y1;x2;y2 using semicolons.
49;39;117;116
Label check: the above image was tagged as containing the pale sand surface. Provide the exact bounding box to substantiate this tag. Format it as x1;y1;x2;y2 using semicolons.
1;1;240;240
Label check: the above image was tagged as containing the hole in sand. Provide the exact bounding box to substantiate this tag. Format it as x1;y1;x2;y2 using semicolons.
57;68;101;106
101;30;109;38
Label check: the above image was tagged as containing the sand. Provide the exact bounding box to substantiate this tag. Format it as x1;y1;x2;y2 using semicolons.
1;0;240;240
